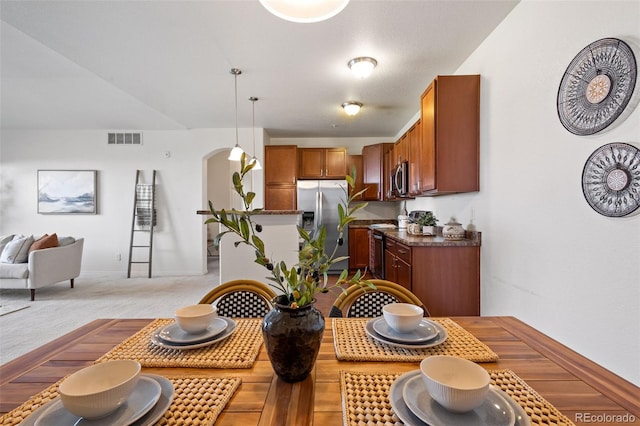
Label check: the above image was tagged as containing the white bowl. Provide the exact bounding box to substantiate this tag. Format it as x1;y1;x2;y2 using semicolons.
58;359;141;419
382;303;424;333
420;355;490;413
174;304;216;334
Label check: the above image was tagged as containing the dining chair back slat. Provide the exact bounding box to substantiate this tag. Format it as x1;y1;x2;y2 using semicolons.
199;279;277;318
329;279;429;318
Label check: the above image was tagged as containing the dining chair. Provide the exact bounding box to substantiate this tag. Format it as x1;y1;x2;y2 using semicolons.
328;279;429;318
198;279;277;317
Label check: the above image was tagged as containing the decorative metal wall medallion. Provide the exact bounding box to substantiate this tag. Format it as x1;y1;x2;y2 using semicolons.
582;143;640;217
557;38;637;135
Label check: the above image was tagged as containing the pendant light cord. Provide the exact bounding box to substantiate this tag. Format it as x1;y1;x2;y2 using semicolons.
251;97;256;154
234;71;239;147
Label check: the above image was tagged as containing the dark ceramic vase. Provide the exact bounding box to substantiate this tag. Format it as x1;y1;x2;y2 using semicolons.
262;295;325;383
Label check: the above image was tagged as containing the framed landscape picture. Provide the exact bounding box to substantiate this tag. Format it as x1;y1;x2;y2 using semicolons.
37;170;97;214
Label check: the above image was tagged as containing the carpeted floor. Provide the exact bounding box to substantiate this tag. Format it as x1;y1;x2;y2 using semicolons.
0;304;30;316
0;258;221;365
0;258;342;365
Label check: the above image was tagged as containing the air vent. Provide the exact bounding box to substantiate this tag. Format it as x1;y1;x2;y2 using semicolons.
108;132;143;145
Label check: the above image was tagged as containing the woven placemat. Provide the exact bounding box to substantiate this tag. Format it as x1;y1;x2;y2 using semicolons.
333;318;498;362
96;318;262;368
340;369;575;426
0;375;241;426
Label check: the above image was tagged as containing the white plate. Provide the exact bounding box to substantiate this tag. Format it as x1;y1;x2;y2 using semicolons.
132;374;174;426
158;317;227;344
34;376;161;426
389;370;429;426
390;371;530;426
493;386;531;426
150;317;236;350
402;372;515;426
365;319;447;349
371;317;439;343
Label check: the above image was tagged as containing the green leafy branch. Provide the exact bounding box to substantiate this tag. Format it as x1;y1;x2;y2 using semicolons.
205;153;374;307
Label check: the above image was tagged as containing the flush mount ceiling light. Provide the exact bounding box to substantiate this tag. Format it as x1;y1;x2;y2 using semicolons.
342;101;363;116
228;68;244;161
249;97;262;170
348;57;377;79
258;0;350;23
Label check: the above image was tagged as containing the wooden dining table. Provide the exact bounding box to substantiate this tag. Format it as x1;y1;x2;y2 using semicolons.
1;316;638;426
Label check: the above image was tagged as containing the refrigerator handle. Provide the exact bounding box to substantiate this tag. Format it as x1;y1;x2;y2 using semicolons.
318;191;323;230
314;191;320;232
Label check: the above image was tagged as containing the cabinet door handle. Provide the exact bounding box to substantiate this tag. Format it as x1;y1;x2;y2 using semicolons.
397;249;408;254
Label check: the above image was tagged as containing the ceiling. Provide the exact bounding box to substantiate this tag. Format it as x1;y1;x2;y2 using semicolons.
0;1;519;138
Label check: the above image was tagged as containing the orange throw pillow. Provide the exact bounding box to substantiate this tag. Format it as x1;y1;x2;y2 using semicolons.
29;233;59;253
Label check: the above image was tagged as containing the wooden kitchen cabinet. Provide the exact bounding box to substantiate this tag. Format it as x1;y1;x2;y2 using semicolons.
384;239;411;290
408;120;422;195
347;155;364;200
384;147;395;201
362;143;393;201
411;246;480;317
420;75;480;195
264;145;297;210
348;227;370;271
265;145;297;185
298;148;347;179
395;133;409;165
384;236;480;316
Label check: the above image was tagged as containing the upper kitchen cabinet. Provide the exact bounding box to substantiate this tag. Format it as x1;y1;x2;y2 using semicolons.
264;145;297;210
420;75;480;195
265;145;297;185
362;143;393;201
298;148;347;179
347;154;364;200
407;120;422;196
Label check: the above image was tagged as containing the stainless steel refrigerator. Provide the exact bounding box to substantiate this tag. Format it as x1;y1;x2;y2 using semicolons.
297;180;349;273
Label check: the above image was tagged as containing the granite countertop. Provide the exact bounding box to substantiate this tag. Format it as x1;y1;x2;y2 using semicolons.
349;219;397;228
377;228;481;247
353;219;481;247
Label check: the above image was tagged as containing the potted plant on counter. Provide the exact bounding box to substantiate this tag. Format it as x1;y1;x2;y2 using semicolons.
417;211;438;236
205;153;373;382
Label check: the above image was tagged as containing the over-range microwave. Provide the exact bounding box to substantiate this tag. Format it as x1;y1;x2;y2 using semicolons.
390;161;409;196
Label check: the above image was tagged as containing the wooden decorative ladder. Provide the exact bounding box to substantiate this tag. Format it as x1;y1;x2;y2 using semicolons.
127;170;157;278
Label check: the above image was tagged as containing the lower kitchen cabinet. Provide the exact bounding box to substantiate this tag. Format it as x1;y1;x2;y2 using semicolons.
384;239;411;290
348;227;370;272
384;237;480;316
411;246;480;316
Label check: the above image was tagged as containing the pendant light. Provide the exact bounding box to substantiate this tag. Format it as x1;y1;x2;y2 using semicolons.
249;97;262;170
228;68;244;161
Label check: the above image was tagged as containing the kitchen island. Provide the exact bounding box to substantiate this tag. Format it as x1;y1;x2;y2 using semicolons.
197;210;301;284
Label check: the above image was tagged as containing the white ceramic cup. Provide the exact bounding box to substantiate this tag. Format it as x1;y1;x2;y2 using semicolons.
420;355;490;413
174;304;216;334
382;303;423;333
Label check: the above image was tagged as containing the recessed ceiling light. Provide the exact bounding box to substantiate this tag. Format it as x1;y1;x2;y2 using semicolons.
348;57;377;79
342;101;363;116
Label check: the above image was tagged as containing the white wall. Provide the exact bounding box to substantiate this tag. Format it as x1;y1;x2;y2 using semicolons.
0;127;262;276
406;0;640;385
